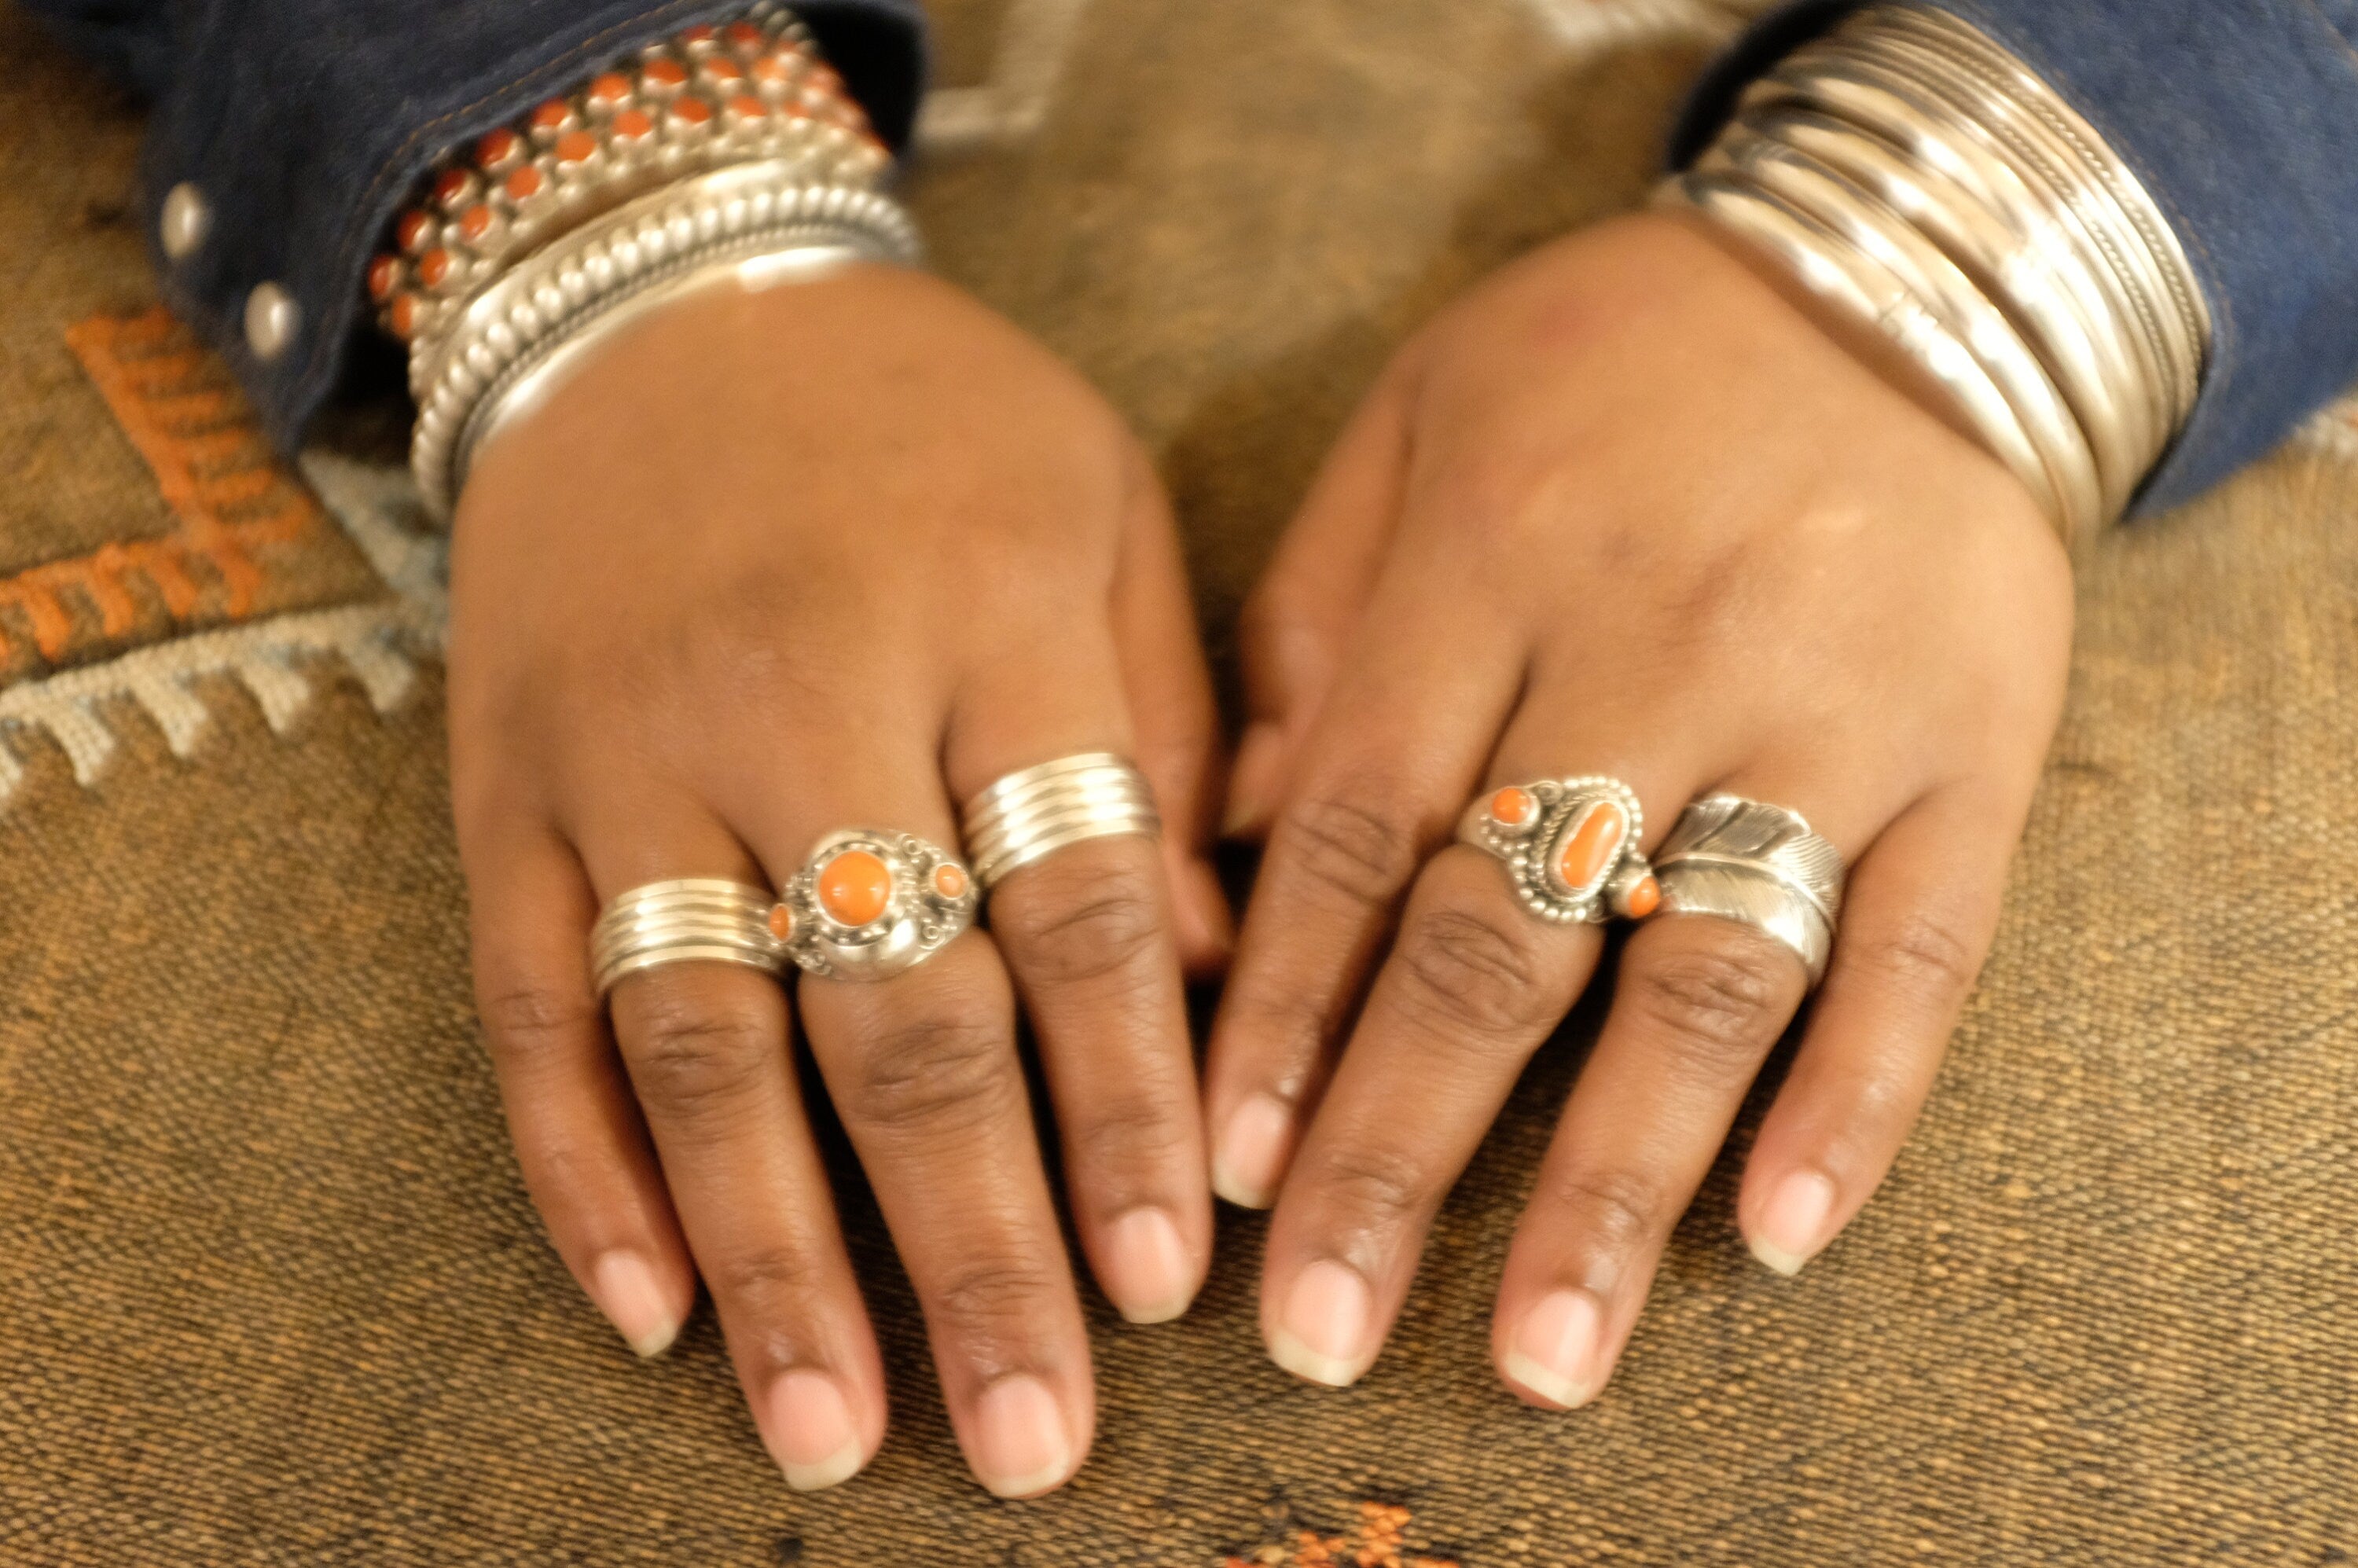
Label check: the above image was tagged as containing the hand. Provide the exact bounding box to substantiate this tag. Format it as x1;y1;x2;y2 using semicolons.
446;261;1230;1496
1204;212;2073;1403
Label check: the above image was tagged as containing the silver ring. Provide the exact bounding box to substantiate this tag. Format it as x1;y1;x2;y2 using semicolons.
1651;795;1846;986
1456;777;1658;925
959;752;1160;890
591;878;789;996
773;828;979;981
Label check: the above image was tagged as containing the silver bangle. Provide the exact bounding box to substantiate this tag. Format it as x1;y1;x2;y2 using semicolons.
409;164;920;516
1673;2;2212;551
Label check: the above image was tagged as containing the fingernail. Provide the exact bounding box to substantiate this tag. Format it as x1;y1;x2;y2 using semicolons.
1750;1170;1839;1276
762;1368;866;1492
1103;1207;1196;1324
969;1374;1075;1499
589;1250;684;1359
1211;1093;1294;1209
1502;1289;1606;1409
1269;1259;1375;1388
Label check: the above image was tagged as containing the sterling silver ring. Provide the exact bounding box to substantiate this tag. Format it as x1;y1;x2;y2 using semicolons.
773;828;978;981
591;878;790;996
1456;777;1660;925
960;752;1160;890
1651;794;1846;986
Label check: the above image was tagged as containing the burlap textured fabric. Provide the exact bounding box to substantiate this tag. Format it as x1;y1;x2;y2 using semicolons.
3;0;2353;1562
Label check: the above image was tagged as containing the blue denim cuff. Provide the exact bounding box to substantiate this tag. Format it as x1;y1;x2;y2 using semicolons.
1674;1;2358;513
118;0;925;451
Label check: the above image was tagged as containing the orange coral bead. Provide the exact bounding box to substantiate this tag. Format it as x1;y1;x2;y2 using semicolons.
642;57;690;90
1555;801;1627;890
586;72;634;108
670;97;713;127
457;203;496;241
767;903;795;942
818;850;893;927
1626;874;1662;919
554;130;599;165
475;127;523;171
417;248;454;288
1489;786;1535;828
505;164;546;201
365;254;402;301
932;865;968;900
612;108;655;141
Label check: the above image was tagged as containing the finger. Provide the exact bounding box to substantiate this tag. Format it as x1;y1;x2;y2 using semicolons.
571;789;885;1493
1225;367;1418;842
1490;763;1884;1412
946;628;1211;1328
1737;782;2018;1276
1258;700;1710;1388
727;748;1095;1500
1106;459;1233;975
1203;567;1524;1212
460;817;696;1361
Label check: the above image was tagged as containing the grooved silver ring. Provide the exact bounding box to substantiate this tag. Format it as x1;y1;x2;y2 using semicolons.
590;878;788;996
959;752;1160;890
1651;795;1846;986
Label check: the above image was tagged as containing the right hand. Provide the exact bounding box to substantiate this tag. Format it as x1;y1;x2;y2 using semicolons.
445;260;1231;1497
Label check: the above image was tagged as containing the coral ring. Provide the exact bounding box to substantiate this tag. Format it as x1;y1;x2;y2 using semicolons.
1456;777;1660;925
772;828;979;981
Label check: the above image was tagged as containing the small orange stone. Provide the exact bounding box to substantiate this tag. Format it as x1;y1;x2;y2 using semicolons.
505;164;546;201
670;97;714;127
612;108;655;141
528;98;572;132
587;72;634;107
932;865;968;900
457;203;496;241
365;254;402;301
725;20;768;53
817;850;893;927
767;904;795;942
395;208;436;254
417;248;454;288
727;93;768;120
554;129;599;164
703;55;744;84
1489;786;1536;828
475;127;523;171
1626;874;1662;919
1555;801;1628;891
387;293;420;340
642;57;690;90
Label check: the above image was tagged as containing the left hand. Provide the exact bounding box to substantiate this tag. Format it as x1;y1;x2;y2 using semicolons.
1202;211;2073;1404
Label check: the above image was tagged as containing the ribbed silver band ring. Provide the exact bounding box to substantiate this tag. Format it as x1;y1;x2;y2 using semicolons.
960;753;1160;890
590;877;788;996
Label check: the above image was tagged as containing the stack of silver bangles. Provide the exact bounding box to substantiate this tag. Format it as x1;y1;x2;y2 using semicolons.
373;4;922;519
1658;2;2209;553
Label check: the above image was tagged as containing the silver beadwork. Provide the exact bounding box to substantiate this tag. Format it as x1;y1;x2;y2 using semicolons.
1652;795;1845;986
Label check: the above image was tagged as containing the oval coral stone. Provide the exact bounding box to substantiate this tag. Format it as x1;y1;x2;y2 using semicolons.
932;865;968;900
1554;801;1627;891
1489;786;1535;828
818;850;893;927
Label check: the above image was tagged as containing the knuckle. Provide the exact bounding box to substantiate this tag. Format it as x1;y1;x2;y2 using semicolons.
476;980;598;1069
1391;902;1558;1041
1625;940;1793;1077
707;1241;822;1313
623;991;779;1122
1278;788;1423;906
1542;1167;1665;1254
1068;1089;1192;1188
996;861;1166;987
1309;1143;1436;1235
1849;912;1981;1001
842;1004;1016;1138
930;1256;1065;1353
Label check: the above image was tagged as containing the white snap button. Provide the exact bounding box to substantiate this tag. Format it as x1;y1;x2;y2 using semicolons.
244;282;299;361
160;182;211;259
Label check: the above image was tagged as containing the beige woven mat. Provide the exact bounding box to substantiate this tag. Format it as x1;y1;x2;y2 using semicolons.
2;0;2352;1561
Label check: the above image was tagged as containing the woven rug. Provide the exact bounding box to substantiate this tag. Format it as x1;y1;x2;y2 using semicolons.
3;0;2353;1561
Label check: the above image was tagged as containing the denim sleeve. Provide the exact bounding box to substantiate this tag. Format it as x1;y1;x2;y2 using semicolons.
1673;0;2358;513
22;0;926;451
